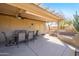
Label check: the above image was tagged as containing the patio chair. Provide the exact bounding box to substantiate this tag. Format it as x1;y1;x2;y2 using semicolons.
1;32;15;46
33;30;39;39
25;31;28;42
0;32;6;47
27;31;34;41
13;30;28;46
12;30;21;47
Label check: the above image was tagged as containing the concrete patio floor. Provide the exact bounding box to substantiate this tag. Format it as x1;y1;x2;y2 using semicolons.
0;34;75;56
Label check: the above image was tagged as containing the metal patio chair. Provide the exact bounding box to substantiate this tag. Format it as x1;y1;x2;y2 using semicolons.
1;32;15;47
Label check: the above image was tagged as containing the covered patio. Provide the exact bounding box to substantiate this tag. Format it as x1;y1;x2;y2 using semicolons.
0;3;75;56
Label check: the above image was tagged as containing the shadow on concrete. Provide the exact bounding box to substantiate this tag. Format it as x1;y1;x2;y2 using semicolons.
0;35;75;56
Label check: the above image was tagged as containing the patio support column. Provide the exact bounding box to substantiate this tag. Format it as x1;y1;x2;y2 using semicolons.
57;20;60;31
46;21;50;33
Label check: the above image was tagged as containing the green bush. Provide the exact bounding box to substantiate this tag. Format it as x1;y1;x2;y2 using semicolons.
73;11;79;32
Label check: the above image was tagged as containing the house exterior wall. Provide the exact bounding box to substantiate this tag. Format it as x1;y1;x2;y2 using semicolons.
0;14;47;34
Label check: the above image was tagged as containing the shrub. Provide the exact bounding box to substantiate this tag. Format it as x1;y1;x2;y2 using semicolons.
73;11;79;32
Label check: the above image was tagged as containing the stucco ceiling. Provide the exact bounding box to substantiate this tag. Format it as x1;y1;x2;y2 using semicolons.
0;3;63;22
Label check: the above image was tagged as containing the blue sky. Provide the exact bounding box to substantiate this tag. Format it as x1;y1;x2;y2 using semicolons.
40;3;79;19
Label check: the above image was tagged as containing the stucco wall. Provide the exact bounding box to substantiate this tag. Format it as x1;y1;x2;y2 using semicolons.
0;14;46;34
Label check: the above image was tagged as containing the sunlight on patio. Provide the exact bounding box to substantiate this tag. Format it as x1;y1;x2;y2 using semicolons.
43;34;75;51
43;34;65;46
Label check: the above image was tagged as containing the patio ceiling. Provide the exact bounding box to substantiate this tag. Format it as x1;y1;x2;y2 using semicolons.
0;3;63;22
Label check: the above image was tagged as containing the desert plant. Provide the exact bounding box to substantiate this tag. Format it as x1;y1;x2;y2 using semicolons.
73;11;79;32
59;19;72;29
